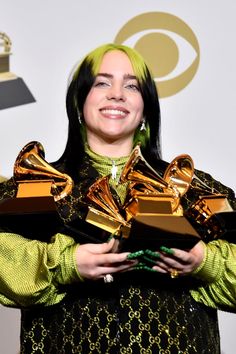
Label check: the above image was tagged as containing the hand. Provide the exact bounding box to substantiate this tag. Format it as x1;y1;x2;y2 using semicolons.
75;238;135;280
152;241;205;276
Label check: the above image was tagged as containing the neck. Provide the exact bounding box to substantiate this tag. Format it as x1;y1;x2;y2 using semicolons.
85;144;129;188
86;136;133;157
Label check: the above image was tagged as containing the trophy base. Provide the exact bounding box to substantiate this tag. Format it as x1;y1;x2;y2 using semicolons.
0;196;63;240
0;77;35;109
202;211;236;243
0;195;57;215
86;207;201;251
119;214;201;251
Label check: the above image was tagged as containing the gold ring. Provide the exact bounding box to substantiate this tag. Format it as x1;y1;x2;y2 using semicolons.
169;269;179;279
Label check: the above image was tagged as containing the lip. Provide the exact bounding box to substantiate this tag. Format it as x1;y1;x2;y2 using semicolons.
99;105;129;118
100;105;129;113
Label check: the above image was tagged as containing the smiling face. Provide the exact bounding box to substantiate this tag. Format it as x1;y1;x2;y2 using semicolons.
83;50;144;155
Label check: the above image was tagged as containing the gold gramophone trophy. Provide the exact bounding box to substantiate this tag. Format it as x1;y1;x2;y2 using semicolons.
85;144;235;251
0;32;35;109
0;141;73;236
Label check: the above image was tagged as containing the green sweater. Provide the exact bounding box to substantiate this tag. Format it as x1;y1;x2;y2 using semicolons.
1;148;236;312
1;232;236;311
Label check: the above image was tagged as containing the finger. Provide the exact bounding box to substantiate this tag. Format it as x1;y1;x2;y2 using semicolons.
96;251;133;266
152;265;168;274
159;247;193;266
82;238;119;255
132;263;158;273
97;262;136;277
156;256;186;271
152;260;170;272
159;246;175;255
127;250;160;262
144;249;161;259
127;250;145;260
98;238;117;253
155;257;196;275
169;248;192;262
159;246;191;263
141;255;158;265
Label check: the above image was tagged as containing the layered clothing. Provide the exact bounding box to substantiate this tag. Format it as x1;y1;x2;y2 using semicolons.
1;153;236;353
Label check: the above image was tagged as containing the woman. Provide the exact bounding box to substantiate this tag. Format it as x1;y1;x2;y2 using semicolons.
1;43;236;353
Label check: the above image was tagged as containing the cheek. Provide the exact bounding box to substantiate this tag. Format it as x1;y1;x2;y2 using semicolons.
83;105;94;128
135;100;144;119
134;95;144;111
83;95;95;121
83;91;102;117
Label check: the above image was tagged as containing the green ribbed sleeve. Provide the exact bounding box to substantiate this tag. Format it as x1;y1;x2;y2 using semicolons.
0;232;81;307
190;239;236;311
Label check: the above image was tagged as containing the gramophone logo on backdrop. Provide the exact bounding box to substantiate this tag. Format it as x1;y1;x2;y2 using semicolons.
114;12;200;98
0;32;35;109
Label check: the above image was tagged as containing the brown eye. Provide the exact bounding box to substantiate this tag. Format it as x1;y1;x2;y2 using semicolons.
94;81;109;87
125;83;140;91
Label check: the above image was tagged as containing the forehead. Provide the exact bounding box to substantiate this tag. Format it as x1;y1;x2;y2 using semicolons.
98;50;134;74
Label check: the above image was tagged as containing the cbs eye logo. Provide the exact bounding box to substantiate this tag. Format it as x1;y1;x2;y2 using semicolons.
114;12;200;98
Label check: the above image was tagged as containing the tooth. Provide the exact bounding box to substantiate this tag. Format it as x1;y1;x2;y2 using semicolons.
102;109;125;115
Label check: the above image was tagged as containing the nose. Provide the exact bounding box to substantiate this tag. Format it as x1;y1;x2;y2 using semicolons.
106;84;126;101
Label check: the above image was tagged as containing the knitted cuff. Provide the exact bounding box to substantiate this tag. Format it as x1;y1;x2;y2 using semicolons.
191;241;223;283
72;244;84;282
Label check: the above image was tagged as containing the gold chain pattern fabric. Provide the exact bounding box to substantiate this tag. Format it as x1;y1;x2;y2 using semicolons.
1;157;235;353
21;278;220;353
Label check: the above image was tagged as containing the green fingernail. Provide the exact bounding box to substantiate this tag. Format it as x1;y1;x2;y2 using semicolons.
127;250;144;259
145;249;160;258
134;264;158;273
160;246;174;255
127;254;134;260
142;256;158;265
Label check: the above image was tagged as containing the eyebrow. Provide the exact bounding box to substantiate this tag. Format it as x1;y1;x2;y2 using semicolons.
96;73;138;80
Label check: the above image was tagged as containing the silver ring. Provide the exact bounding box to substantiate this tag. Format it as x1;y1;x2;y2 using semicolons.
103;274;114;283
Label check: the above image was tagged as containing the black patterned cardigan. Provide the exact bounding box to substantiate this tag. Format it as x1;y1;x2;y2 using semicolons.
1;154;236;354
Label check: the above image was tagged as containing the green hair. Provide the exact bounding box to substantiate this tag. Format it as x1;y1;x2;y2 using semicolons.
86;43;149;83
73;43;151;148
63;42;162;180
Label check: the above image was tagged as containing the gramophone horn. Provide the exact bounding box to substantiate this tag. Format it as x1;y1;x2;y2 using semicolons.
86;175;126;224
14;141;73;201
164;154;220;196
119;144;170;192
163;154;194;197
119;144;182;213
